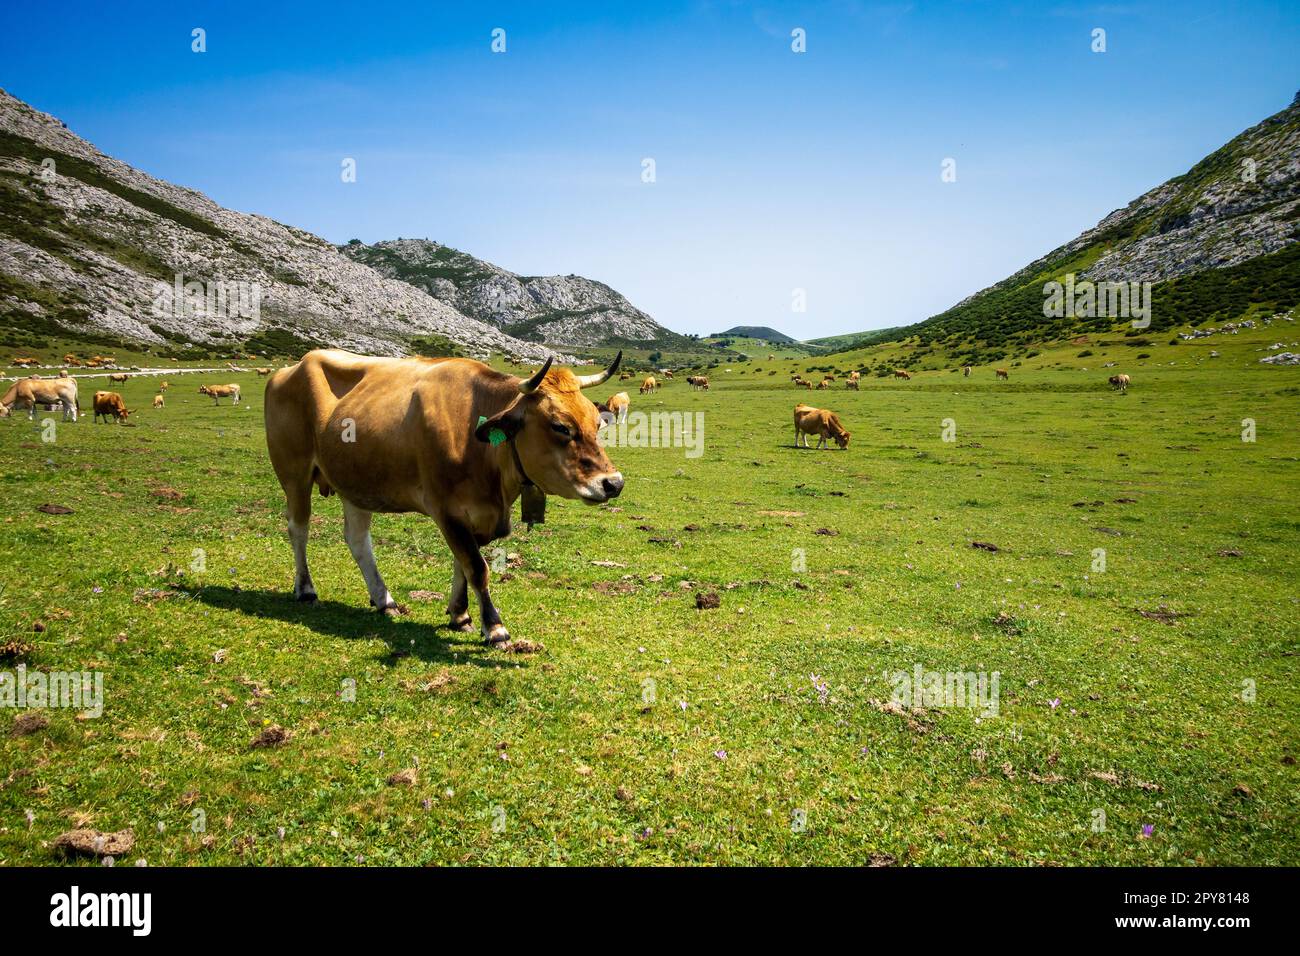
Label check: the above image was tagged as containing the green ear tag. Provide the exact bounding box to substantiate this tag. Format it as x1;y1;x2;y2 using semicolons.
477;415;508;446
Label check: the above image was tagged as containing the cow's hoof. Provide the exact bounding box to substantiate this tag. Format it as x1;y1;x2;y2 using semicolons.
449;615;474;633
379;602;408;618
483;624;510;645
296;590;317;603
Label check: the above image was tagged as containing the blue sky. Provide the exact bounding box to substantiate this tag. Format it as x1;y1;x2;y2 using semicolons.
2;1;1297;339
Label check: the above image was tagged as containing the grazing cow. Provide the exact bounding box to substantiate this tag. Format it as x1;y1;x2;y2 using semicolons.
619;372;631;381
848;371;861;383
640;376;657;394
846;378;859;390
63;354;81;367
108;372;129;384
92;390;128;423
153;394;165;409
661;370;674;379
256;367;274;376
1;377;79;421
802;380;813;389
817;379;831;390
824;374;835;382
963;366;972;377
199;384;241;405
599;391;631;424
1108;373;1131;392
893;369;911;380
264;349;625;643
11;356;39;368
995;368;1009;380
159;381;169;391
793;403;850;449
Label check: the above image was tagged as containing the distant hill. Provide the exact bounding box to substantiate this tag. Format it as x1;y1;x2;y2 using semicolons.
807;328;904;352
0;89;560;362
341;238;689;350
714;325;797;343
823;91;1300;362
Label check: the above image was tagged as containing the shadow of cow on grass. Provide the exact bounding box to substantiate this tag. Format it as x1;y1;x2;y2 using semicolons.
190;585;516;669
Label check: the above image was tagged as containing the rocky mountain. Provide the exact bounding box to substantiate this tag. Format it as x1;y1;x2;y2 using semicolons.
0;88;565;362
339;238;687;349
839;91;1300;360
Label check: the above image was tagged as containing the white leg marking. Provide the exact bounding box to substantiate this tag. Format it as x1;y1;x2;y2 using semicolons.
342;500;395;611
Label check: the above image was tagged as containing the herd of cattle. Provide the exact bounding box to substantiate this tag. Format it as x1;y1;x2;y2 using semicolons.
4;349;1136;644
0;367;250;423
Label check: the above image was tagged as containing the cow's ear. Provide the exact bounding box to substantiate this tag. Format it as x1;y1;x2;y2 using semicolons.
475;400;525;444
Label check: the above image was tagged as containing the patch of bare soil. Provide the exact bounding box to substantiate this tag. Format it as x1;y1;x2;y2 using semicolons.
10;712;49;736
53;828;134;857
249;725;291;748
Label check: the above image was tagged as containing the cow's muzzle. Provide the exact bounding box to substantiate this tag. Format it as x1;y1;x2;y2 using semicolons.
579;472;624;504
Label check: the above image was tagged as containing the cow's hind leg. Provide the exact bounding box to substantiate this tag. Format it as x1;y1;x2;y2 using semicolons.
446;563;473;632
341;499;400;615
284;482;317;602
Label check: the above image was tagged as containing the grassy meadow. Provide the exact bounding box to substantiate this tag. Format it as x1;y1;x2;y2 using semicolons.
0;328;1297;866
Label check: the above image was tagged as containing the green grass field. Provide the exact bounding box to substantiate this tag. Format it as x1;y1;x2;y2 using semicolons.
1;331;1297;866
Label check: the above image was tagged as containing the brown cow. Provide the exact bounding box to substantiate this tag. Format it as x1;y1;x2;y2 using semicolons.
893;369;911;380
845;378;859;390
640;376;657;394
108;373;129;384
802;380;813;389
11;356;39;368
256;367;274;376
995;368;1009;380
92;390;128;424
63;353;81;367
159;381;169;391
817;379;831;390
199;384;241;405
599;391;630;424
153;394;165;409
264;349;625;643
1108;373;1130;392
848;371;861;383
687;376;710;391
793;403;850;449
1;377;79;420
661;370;674;379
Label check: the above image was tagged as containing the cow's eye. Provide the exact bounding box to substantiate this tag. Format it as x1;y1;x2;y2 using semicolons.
551;422;572;438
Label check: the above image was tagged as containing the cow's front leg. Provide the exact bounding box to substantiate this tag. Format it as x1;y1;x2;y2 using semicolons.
442;520;508;645
446;563;473;632
342;500;401;615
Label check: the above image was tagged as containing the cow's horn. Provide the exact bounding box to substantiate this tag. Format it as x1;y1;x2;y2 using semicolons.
575;350;622;390
518;356;554;394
